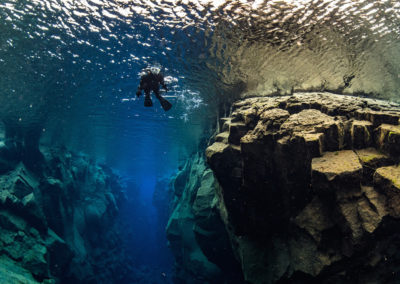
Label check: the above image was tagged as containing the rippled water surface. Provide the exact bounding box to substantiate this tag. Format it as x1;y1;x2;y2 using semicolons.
1;0;400;169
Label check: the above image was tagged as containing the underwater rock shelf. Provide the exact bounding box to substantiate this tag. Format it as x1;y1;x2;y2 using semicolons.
205;92;400;283
0;146;125;283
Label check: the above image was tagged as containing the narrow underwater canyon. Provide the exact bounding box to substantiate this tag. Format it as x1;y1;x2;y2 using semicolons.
0;135;173;283
1;0;400;283
0;91;400;283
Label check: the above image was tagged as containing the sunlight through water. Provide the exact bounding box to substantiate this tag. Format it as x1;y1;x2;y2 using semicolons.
0;0;400;169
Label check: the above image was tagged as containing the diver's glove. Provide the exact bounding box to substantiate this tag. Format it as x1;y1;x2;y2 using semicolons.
136;90;142;97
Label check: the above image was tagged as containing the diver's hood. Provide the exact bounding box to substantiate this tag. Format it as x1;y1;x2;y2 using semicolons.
149;67;160;74
139;66;161;76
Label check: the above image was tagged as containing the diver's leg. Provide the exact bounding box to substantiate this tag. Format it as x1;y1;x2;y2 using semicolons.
153;89;161;100
144;89;153;107
154;89;172;111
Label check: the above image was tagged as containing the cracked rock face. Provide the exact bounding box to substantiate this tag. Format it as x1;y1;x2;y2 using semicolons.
206;92;400;283
166;154;243;284
0;146;126;283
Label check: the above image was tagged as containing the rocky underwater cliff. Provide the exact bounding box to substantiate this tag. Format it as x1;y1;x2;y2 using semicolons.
1;91;400;284
167;92;400;284
166;153;244;284
0;128;129;283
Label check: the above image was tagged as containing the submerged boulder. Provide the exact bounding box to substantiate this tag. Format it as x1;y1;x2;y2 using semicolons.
205;92;400;283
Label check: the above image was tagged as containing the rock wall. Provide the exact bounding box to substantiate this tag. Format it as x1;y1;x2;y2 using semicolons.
166;153;243;284
0;143;126;283
206;92;400;283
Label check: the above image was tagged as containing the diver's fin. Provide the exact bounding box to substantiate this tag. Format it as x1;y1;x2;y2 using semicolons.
158;96;172;111
144;97;153;107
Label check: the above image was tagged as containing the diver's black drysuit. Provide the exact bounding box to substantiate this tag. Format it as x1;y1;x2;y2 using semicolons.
136;70;172;111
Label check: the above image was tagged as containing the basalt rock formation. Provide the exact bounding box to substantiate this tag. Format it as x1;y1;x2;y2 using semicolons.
166;153;243;284
206;92;400;283
0;143;126;283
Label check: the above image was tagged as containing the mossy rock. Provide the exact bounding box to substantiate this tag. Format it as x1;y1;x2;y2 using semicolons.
374;165;400;217
0;255;41;284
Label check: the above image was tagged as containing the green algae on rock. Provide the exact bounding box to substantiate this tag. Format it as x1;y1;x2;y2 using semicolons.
0;255;44;284
375;124;400;158
374;165;400;218
0;145;126;283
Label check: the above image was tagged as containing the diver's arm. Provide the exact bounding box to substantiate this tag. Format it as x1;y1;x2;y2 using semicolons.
159;75;168;91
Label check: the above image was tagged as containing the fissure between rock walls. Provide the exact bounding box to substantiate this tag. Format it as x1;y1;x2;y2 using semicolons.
2;91;400;284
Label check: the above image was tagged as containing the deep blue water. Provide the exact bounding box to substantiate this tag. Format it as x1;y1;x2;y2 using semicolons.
1;0;400;283
118;176;175;283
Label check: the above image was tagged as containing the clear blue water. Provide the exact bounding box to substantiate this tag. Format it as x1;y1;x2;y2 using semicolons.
1;0;400;282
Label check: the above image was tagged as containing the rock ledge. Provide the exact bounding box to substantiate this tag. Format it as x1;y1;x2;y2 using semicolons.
206;92;400;283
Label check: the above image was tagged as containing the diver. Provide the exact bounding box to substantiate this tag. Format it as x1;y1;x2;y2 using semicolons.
136;68;172;111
